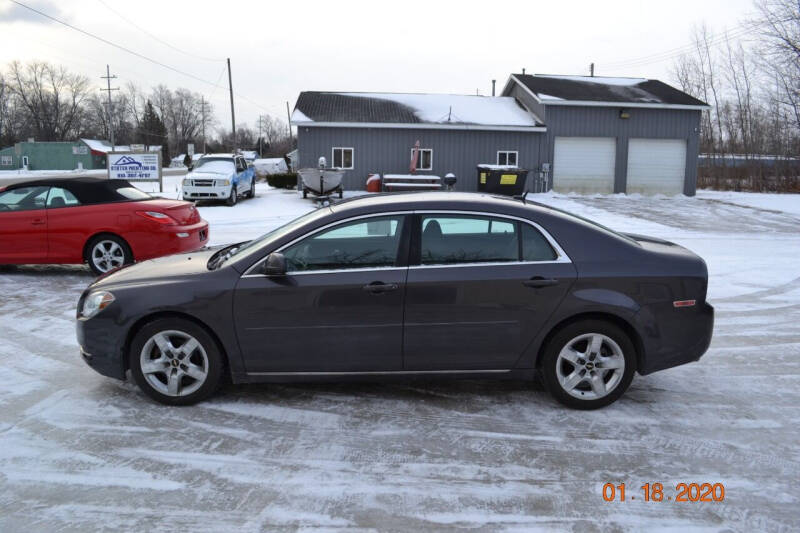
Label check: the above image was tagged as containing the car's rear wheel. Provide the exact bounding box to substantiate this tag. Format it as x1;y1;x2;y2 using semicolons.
129;318;223;406
540;320;635;410
86;234;132;275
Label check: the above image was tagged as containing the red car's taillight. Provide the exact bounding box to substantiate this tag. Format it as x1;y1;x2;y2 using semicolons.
135;211;178;225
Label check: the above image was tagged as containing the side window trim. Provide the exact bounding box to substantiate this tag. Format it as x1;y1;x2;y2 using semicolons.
410;210;571;267
242;211;414;277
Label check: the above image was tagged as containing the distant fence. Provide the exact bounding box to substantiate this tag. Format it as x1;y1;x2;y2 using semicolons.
697;154;800;192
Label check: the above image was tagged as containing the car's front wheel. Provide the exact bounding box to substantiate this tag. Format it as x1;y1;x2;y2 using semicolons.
540;319;636;410
86;234;133;275
227;186;237;206
246;178;255;198
129;318;223;405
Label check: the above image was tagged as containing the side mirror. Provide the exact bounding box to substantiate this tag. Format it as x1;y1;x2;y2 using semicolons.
261;252;287;276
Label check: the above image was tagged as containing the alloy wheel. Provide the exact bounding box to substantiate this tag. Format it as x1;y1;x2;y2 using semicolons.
139;330;209;397
555;333;626;400
91;240;126;273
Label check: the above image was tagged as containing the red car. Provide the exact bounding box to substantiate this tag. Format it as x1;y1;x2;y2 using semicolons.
0;178;209;274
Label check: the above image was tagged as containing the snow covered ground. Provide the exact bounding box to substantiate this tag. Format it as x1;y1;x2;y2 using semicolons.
1;186;799;532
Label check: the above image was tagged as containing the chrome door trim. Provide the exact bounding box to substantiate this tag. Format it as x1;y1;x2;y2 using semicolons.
241;208;572;277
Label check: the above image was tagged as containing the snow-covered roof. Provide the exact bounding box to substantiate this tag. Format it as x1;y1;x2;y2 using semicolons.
504;74;709;108
80;139;162;154
291;92;544;131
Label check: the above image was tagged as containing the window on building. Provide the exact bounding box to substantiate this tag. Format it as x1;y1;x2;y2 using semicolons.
497;151;518;166
0;156;12;166
332;147;354;169
411;148;433;171
283;215;405;272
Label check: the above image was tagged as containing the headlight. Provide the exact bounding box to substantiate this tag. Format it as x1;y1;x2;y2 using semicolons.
80;291;115;319
182;178;191;186
216;179;231;186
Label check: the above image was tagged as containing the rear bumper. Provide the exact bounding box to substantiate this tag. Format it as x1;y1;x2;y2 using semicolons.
638;301;714;375
134;221;209;261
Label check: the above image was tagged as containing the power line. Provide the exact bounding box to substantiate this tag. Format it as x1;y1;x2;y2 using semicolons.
8;0;280;116
601;21;763;71
95;0;225;63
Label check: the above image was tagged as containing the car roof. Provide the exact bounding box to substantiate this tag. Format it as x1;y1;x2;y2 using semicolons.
5;177;121;189
200;154;237;158
330;191;546;216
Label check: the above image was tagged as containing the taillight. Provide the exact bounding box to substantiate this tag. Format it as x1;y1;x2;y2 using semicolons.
135;211;178;225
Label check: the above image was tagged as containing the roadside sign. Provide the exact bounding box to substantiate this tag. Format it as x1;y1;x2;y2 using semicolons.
130;144;145;152
188;143;195;157
107;152;163;192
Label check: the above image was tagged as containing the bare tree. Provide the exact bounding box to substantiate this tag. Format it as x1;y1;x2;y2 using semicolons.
4;60;91;141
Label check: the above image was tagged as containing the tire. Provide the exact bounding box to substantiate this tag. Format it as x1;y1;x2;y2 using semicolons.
226;186;237;206
338;188;343;199
85;234;133;275
540;319;636;410
129;317;224;406
246;178;255;198
302;189;308;199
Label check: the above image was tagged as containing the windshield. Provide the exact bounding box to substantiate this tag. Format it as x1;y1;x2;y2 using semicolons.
212;207;331;269
193;158;234;174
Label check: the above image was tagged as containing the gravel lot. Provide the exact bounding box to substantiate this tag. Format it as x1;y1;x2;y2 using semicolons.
1;186;798;532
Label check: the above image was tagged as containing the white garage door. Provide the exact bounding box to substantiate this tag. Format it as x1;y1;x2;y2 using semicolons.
627;138;686;195
553;137;616;194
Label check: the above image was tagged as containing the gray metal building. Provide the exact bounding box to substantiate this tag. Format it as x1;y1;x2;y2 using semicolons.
291;74;709;195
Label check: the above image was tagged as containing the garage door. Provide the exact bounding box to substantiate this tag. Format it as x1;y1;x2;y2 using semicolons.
553;137;616;194
627;139;686;195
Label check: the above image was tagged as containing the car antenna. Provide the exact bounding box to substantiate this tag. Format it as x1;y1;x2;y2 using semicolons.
515;190;529;203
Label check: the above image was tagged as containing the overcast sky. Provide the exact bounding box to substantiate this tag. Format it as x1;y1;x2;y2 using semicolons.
0;0;757;133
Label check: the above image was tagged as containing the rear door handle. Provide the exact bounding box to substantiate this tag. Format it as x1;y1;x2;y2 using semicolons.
523;277;559;288
362;282;399;294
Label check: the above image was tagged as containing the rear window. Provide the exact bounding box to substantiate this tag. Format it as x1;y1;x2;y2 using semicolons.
114;187;151;200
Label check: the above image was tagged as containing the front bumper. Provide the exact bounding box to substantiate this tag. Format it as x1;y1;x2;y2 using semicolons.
182;185;232;200
76;313;127;380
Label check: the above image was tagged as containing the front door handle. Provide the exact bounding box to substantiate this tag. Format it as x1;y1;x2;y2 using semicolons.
31;218;46;226
362;282;399;294
523;277;559;288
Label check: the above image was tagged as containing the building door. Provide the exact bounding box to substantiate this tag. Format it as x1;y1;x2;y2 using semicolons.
553;137;616;193
627;138;687;195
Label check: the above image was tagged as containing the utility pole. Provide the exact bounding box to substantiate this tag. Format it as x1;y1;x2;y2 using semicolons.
200;96;208;153
590;62;595;77
286;101;293;146
257;115;265;157
227;58;236;152
100;65;119;151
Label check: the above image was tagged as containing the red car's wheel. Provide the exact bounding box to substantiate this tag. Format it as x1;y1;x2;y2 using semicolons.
85;234;133;275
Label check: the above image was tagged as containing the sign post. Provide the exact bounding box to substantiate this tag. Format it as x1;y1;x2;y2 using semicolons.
107;152;163;192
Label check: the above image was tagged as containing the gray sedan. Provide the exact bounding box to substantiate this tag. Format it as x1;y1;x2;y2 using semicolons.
76;192;713;409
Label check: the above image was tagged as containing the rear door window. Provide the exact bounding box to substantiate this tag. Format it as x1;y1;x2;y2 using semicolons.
283;215;406;272
420;215;518;265
47;187;81;208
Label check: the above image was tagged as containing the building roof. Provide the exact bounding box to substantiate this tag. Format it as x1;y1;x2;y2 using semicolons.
506;74;709;108
80;139;162;155
291;92;545;131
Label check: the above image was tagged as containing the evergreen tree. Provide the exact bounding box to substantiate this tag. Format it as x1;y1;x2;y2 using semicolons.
137;100;169;161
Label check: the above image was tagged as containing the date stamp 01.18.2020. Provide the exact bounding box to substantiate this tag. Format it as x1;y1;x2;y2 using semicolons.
602;482;725;503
